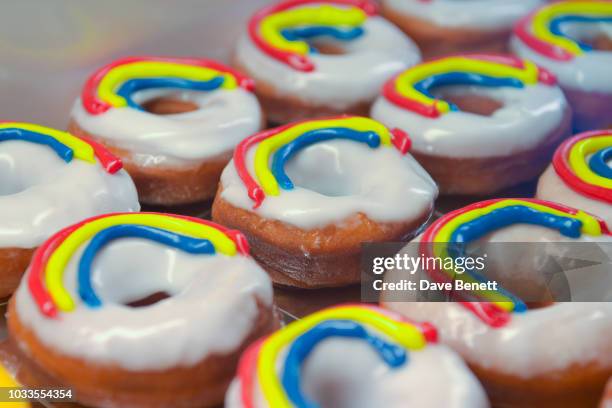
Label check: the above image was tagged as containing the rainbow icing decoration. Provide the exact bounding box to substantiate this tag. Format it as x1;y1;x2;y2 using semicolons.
0;122;121;173
514;1;612;61
382;54;556;118
234;116;411;207
248;0;378;71
81;56;255;115
553;130;612;203
420;198;610;328
236;305;437;408
28;213;249;318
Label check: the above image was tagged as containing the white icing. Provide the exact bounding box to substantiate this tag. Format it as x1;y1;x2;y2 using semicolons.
382;0;543;30
226;339;489;408
234;15;421;109
382;229;612;377
0;141;139;248
371;83;568;158
219;139;438;229
71;87;263;167
537;164;612;228
14;237;274;371
511;21;612;93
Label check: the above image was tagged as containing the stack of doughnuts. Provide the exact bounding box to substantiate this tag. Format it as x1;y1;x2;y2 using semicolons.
1;0;611;406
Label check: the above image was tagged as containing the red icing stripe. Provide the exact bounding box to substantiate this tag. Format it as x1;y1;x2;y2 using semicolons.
247;0;378;72
237;338;264;408
513;14;575;62
552;130;612;204
28;213;250;318
81;56;255;115
73;134;123;174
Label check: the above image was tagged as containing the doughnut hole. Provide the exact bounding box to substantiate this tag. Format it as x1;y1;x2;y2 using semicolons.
283;141;364;197
132;89;200;115
431;85;504;117
558;21;612;51
0;141;65;195
141;97;198;115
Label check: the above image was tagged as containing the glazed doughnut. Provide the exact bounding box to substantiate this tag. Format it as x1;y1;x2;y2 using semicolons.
511;1;612;132
371;54;571;195
7;213;278;408
0;122;138;299
233;0;421;124
382;198;612;408
69;56;263;206
380;0;544;59
212;116;437;288
226;304;489;408
538;130;612;226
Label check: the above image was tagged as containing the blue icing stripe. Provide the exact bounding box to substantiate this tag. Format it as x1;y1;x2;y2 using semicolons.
449;205;583;244
415;73;524;112
115;76;225;111
78;224;215;308
549;15;612;52
281;26;364;42
0;128;73;162
589;146;612;179
282;320;406;408
271;127;380;191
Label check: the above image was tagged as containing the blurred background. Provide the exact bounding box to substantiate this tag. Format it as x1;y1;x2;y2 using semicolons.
0;0;273;127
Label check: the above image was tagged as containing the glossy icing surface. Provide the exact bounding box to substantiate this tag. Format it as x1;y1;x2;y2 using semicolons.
511;2;612;92
220;138;437;229
236;11;421;109
371;82;567;158
226;305;488;408
0;141;139;248
14;216;273;370
538;165;612;227
226;344;488;408
72;87;262;167
382;0;543;30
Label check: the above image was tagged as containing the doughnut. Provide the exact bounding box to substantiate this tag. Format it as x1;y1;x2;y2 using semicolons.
69;56;263;206
538;129;612;227
212;116;437;288
511;1;612;132
382;198;612;408
233;0;421;124
371;54;572;195
225;304;489;408
7;213;278;408
0;122;139;299
380;0;544;59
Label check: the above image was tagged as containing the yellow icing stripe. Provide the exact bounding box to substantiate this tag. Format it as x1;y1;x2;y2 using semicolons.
45;214;237;312
254;117;392;196
394;58;540;115
258;306;426;407
532;1;612;56
569;136;612;189
259;4;366;55
97;61;238;108
0;122;95;164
